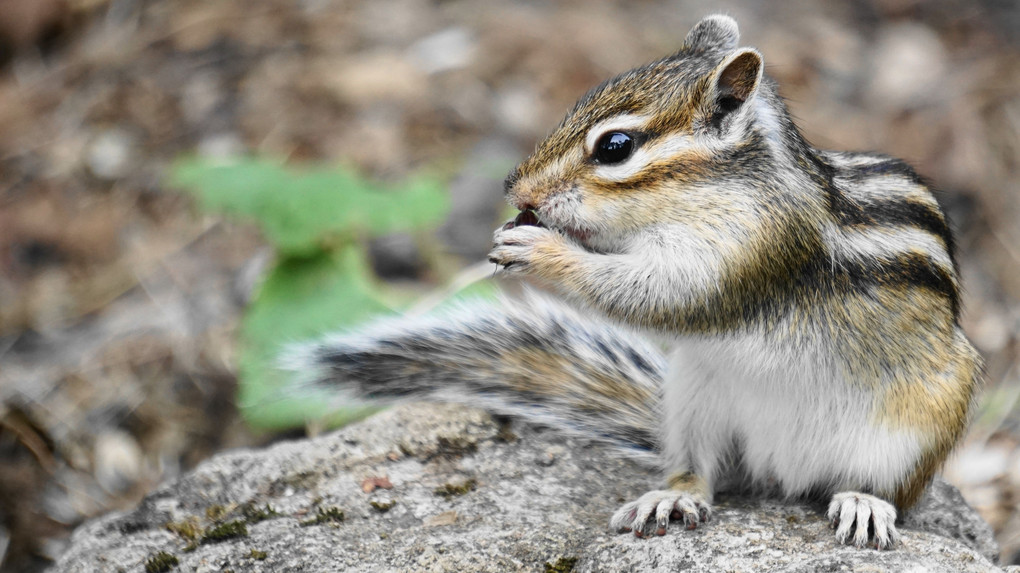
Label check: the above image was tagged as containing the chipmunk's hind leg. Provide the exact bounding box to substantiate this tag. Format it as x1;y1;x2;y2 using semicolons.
826;492;901;550
609;472;713;537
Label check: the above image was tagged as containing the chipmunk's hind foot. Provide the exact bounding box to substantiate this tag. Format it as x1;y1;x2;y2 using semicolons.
610;489;712;538
827;491;901;550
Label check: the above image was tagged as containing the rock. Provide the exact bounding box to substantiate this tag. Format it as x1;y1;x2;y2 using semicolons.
53;403;1002;572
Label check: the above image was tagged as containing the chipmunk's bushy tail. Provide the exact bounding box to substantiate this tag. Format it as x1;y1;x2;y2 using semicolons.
284;291;665;463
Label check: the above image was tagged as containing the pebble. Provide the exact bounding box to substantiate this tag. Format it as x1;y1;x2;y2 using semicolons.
537;446;565;467
93;430;143;494
322;52;426;105
866;23;948;111
198;132;246;159
180;72;225;127
86;129;135;181
947;442;1011;486
493;83;543;136
408;27;476;75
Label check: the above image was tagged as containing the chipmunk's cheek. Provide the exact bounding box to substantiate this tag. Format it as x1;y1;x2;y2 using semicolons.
539;186;584;220
577;192;636;233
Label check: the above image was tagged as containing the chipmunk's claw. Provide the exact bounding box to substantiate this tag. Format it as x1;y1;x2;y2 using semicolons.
489;224;556;271
610;489;712;538
826;492;900;550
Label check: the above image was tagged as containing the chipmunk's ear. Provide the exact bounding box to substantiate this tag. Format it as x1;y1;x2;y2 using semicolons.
707;48;763;114
684;15;740;52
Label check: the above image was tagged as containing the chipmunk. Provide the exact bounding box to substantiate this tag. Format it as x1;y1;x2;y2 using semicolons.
290;15;981;549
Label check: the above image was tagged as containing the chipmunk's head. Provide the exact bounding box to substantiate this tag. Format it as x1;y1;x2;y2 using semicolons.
504;15;779;251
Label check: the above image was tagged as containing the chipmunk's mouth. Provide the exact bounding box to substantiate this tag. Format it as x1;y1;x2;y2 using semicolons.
501;209;544;231
503;209;594;246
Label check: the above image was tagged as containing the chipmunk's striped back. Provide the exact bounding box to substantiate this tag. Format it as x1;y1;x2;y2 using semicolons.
821;152;958;317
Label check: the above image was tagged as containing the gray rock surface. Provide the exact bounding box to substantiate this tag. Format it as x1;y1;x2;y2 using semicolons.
53;403;1002;572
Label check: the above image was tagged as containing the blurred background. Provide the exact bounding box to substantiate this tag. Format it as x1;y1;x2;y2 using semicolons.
0;0;1016;570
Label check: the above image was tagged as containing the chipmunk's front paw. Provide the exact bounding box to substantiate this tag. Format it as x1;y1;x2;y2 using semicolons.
609;490;712;538
488;224;561;272
827;492;900;550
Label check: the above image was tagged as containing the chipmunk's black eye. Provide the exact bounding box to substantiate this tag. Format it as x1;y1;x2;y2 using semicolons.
593;132;634;165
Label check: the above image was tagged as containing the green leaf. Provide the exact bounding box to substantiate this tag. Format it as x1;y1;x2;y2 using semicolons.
168;155;462;431
238;246;389;430
170;157;450;256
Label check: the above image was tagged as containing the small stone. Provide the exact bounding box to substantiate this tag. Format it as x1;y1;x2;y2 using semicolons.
970;313;1012;354
86;129;135;180
494;84;543;136
866;23;948;111
318;52;426;105
425;510;458;527
537;446;565;467
198;133;245;159
361;476;393;493
93;430;143;494
180;72;224;126
408;27;476;75
945;443;1010;486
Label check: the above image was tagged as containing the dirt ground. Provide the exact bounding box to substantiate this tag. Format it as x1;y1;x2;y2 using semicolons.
0;0;1017;570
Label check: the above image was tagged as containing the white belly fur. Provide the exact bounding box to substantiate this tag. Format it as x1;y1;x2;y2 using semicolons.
661;332;923;498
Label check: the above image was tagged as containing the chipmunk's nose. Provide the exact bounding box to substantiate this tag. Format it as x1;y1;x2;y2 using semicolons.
504;161;555;211
508;193;538;212
505;183;539;212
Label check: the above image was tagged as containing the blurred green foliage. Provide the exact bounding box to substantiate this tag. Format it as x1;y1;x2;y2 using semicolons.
170;157;455;430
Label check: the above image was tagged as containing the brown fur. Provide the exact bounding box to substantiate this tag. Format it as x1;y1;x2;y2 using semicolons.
666;471;711;498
